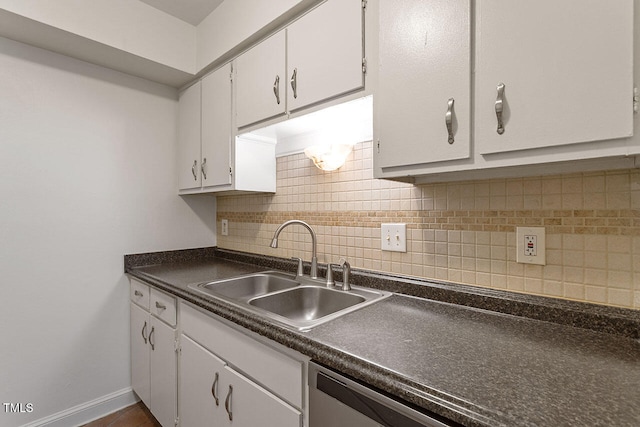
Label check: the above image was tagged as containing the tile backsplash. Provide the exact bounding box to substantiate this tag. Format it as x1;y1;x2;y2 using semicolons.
217;141;640;309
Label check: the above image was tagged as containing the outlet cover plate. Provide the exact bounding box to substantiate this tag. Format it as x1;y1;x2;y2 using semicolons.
381;223;407;252
516;227;545;265
221;219;229;236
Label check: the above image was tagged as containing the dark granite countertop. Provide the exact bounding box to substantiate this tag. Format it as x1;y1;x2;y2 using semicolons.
125;248;640;427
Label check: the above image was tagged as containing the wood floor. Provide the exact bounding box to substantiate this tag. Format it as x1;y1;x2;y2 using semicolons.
81;402;160;427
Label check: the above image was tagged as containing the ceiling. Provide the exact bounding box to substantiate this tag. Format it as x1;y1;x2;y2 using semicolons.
139;0;224;25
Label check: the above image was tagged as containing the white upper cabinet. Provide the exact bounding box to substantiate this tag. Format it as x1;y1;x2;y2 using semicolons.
177;81;202;191
235;0;366;130
235;31;287;128
287;0;365;113
375;0;637;182
202;63;233;188
375;0;471;169
475;0;634;155
178;63;275;195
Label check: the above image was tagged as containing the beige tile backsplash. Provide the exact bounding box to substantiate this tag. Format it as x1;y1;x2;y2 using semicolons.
217;141;640;309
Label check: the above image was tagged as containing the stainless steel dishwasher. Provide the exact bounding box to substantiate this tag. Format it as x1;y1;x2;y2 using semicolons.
309;362;458;427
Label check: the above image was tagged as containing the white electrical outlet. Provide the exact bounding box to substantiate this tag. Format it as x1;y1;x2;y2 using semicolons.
221;219;229;236
381;223;407;252
516;227;545;265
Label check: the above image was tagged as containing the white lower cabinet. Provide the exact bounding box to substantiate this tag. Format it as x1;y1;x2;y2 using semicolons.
179;302;306;427
131;288;307;427
180;335;301;427
130;281;178;427
178;336;225;426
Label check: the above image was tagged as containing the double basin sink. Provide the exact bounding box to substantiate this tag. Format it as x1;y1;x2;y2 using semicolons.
188;271;391;331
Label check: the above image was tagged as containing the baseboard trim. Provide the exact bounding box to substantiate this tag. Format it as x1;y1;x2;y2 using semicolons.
21;388;139;427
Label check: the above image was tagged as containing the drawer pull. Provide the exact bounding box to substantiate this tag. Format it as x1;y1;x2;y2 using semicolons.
224;385;233;421
211;372;219;406
134;290;143;297
273;75;281;105
149;326;155;351
155;301;167;310
495;83;506;135
446;98;455;144
141;321;148;344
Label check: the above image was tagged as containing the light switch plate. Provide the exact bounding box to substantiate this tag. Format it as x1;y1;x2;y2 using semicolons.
516;227;545;265
381;223;407;252
221;219;229;236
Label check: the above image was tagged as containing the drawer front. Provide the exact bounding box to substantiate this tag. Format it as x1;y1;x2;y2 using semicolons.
150;288;177;327
180;302;304;409
130;279;150;310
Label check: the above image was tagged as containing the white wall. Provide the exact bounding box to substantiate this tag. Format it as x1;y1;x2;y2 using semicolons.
0;37;216;426
0;0;197;73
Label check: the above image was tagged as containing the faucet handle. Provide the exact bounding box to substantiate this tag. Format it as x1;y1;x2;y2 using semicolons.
291;257;304;277
339;259;351;291
326;264;335;287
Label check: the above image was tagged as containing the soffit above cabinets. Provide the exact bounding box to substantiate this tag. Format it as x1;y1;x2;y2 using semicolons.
0;0;318;87
138;0;224;26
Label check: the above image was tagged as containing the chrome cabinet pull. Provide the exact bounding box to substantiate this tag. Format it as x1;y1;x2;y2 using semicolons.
201;158;207;180
191;160;198;181
446;98;455;144
273;75;281;105
224;385;233;421
290;68;298;99
134;290;143;297
149;326;155;351
211;372;219;406
155;301;166;310
495;83;505;135
141;321;148;344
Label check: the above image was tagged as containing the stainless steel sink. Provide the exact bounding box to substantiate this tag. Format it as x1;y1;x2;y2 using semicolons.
189;271;391;331
249;287;366;321
194;272;299;300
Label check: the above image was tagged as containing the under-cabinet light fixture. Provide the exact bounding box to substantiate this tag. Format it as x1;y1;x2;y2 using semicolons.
304;144;353;171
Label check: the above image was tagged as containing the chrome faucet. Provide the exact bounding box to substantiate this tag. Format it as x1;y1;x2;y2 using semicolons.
270;220;318;279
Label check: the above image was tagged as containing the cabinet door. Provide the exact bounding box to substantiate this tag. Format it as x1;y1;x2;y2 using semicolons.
287;0;364;112
221;366;302;427
376;0;471;169
149;318;177;427
202;64;233;188
236;31;287;128
179;335;227;427
130;303;150;407
178;81;202;191
475;0;634;154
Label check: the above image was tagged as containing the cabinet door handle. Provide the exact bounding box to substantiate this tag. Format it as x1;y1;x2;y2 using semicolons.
290;68;298;99
211;372;219;406
134;290;143;297
141;321;148;344
446;98;455;144
149;326;155;351
155;301;166;310
224;385;233;421
273;75;281;105
200;157;207;180
191;160;198;180
495;83;505;135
